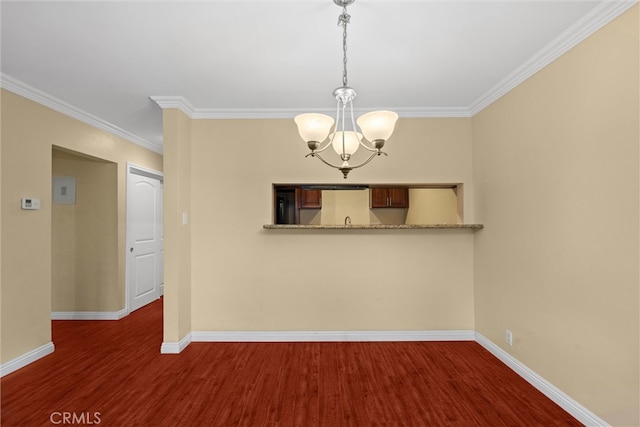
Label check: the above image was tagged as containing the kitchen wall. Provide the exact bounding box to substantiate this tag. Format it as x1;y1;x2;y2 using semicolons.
320;189;371;225
405;188;459;225
1;90;162;364
300;188;459;226
299;189;372;225
472;6;639;426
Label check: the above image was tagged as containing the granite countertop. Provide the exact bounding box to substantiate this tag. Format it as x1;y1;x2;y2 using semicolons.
263;224;483;230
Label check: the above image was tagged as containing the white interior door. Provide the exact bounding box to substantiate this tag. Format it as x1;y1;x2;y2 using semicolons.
127;165;163;313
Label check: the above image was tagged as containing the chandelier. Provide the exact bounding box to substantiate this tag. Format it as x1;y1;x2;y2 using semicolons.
294;0;398;179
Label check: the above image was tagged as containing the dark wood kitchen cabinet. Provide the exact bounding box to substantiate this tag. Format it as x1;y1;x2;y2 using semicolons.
369;187;409;208
299;188;322;209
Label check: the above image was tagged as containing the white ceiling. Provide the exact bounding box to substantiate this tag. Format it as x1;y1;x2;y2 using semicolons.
1;0;636;153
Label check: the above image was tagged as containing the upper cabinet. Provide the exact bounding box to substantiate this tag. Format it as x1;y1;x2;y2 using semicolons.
369;187;409;208
299;188;322;209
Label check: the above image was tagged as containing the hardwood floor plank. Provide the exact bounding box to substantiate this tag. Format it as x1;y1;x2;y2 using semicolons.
1;299;582;426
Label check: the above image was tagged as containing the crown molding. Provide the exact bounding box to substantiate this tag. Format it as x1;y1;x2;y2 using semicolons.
150;96;473;119
469;0;638;115
149;95;196;118
189;106;474;119
1;74;162;154
393;106;472;118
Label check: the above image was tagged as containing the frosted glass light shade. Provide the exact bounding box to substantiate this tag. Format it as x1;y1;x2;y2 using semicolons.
294;113;334;142
356;110;399;142
331;131;362;156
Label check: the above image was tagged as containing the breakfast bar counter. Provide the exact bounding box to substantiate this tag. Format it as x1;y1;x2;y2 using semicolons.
263;224;483;230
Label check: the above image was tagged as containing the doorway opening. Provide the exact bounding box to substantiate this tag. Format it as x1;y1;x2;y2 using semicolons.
51;147;119;317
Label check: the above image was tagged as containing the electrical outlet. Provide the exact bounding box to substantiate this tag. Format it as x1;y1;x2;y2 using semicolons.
506;329;513;346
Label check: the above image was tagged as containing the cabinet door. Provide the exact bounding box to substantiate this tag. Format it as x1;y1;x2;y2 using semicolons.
299;188;322;209
370;187;409;208
388;187;409;208
370;187;389;208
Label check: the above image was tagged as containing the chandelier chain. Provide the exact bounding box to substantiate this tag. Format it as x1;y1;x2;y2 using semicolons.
338;5;350;87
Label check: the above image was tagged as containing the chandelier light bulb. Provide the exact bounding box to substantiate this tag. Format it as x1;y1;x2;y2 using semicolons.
331;131;362;157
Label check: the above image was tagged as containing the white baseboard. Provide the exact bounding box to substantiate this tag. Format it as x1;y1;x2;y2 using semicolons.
190;330;475;342
160;333;192;354
474;332;608;427
0;342;55;378
51;309;128;320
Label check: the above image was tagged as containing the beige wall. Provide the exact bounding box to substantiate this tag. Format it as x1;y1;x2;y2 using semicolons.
472;7;639;426
1;90;162;363
162;108;192;344
185;118;475;332
52;148;118;312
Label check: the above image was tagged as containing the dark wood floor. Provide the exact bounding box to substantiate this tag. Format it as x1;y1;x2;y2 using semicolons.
1;299;581;426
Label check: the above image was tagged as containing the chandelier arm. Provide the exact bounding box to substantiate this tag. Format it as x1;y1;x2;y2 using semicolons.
348;96;358;133
346;152;379;170
349;101;377;153
358;142;381;153
340;103;348;156
334;97;342;139
312;139;335;154
318;108;341;155
313;152;346;170
305;101;341;155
